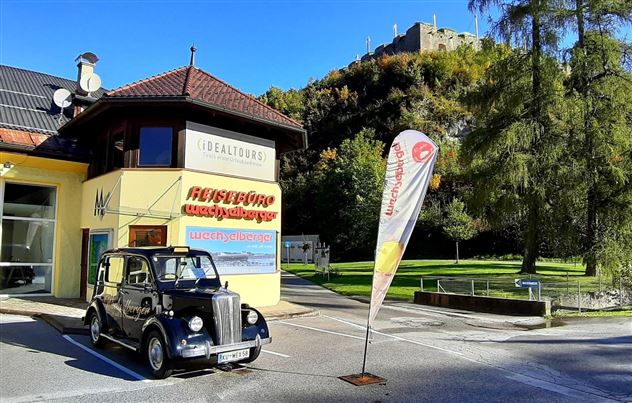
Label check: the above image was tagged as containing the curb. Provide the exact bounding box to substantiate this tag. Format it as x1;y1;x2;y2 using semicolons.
265;309;320;322
0;307;89;335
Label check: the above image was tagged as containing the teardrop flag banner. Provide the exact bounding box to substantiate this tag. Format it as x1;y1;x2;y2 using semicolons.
369;130;438;324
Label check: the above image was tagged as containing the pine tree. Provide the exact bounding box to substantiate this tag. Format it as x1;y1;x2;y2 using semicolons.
468;0;567;273
567;0;632;276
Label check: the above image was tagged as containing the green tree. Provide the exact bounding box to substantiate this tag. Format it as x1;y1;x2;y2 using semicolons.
468;0;568;273
566;0;632;276
443;198;479;263
259;86;304;122
313;129;386;258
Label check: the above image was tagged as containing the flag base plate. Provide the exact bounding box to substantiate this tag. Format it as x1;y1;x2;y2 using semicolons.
339;373;386;386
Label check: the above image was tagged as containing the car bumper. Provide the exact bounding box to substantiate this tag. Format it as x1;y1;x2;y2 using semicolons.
180;335;272;359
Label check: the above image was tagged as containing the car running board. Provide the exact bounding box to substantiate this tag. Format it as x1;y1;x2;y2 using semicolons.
101;334;140;352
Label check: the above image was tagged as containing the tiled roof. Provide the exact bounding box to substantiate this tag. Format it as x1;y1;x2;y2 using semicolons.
0;65;105;134
0;64;104;160
106;66;302;129
0;127;88;160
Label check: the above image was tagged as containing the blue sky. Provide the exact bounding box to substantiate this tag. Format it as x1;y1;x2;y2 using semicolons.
0;1;628;96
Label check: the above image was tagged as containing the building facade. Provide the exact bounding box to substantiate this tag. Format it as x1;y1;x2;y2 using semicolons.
0;57;306;307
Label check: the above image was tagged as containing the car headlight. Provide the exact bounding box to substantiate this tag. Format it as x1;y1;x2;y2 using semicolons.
246;310;258;325
188;316;204;332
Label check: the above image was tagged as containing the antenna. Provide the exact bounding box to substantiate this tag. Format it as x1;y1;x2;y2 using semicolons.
366;36;372;54
475;15;479;41
52;88;72;123
393;24;398;38
79;73;101;96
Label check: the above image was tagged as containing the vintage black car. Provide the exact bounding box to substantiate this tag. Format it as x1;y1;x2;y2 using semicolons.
84;246;271;378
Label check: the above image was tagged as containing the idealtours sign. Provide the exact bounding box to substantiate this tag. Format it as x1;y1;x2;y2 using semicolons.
183;186;278;223
184;122;276;181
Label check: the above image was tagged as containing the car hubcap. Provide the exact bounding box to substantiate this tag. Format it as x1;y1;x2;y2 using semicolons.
90;316;100;342
148;338;163;371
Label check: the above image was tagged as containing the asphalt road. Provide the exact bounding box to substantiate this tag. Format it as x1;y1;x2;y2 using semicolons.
0;272;630;402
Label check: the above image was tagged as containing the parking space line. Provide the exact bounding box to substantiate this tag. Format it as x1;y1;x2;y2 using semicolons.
322;315;464;356
276;321;366;340
261;349;290;358
320;315;617;401
62;335;151;383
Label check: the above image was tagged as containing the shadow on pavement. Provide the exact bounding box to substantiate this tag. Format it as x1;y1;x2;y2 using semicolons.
0;318;139;381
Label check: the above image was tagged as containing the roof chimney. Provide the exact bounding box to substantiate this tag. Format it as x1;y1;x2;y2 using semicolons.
75;52;99;96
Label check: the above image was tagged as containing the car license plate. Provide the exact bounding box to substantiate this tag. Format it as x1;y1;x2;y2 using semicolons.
218;348;250;364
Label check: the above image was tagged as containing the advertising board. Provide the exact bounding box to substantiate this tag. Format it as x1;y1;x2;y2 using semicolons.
185;226;277;275
184;122;276;181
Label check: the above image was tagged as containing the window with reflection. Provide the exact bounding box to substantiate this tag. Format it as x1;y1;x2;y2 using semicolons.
110;131;124;170
139;127;173;166
1;183;56;294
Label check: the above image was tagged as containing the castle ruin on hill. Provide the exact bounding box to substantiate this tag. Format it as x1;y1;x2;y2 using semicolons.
350;22;480;67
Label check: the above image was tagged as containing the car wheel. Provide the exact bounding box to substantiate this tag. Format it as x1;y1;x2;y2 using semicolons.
146;330;172;379
241;344;261;363
89;311;106;348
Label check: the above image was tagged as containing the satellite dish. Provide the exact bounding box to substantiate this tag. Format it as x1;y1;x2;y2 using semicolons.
80;73;101;93
53;88;72;108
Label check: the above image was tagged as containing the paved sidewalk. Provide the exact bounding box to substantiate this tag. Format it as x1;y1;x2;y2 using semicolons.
0;295;317;335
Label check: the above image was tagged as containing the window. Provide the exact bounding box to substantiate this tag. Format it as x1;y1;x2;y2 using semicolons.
1;183;56;295
109;131;125;170
129;225;167;247
139;127;173;166
106;256;125;284
126;256;150;285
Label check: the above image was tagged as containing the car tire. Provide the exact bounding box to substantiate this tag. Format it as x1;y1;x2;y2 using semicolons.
89;311;106;348
241;344;261;363
145;330;173;379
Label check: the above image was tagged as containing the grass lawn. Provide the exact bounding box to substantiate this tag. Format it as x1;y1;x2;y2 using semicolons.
283;259;601;301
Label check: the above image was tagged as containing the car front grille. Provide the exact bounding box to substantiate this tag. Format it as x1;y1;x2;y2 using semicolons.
211;290;242;345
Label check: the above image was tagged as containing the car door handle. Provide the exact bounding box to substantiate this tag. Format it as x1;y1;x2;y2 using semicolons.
120;290;128;295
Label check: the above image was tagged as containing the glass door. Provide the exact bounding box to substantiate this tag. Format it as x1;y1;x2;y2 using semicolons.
0;182;57;295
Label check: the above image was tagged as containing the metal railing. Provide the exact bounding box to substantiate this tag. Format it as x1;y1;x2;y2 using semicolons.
420;275;630;312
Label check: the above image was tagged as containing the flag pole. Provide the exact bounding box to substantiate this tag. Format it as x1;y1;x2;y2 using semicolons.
361;247;378;375
361;296;372;375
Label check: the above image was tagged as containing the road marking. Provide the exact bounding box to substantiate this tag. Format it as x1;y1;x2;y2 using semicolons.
2;387;125;403
276;321;366;340
321;315;617;401
62;335;151;383
261;349;290;358
505;374;617;402
323;315;464;356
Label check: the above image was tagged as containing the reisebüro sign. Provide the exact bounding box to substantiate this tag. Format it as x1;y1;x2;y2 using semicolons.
184;122;276;181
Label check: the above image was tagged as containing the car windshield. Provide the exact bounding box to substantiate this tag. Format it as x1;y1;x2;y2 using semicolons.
152;254;218;282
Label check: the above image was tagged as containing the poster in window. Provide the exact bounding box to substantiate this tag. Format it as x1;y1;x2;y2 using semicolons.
185;226;277;275
88;232;110;284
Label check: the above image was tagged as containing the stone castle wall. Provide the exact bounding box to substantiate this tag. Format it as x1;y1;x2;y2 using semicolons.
353;22;479;66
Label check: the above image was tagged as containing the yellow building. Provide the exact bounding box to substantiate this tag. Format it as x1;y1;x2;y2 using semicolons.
0;58;306;306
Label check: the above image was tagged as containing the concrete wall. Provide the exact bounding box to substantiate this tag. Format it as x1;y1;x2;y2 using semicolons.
414;291;551;316
81;169;282;307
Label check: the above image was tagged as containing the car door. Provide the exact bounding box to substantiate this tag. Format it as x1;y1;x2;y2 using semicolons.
120;255;155;340
101;254;126;336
